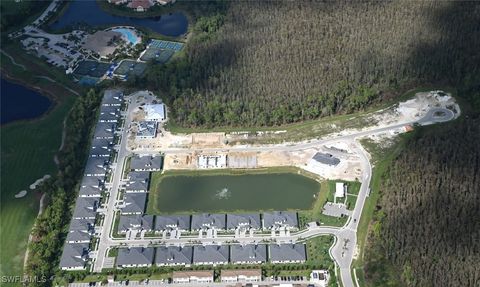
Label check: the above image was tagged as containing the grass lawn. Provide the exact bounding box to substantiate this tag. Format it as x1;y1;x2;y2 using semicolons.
0;94;75;282
1;42;81;283
299;180;359;228
306;236;335;267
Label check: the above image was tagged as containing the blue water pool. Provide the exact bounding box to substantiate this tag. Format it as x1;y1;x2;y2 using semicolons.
112;28;140;45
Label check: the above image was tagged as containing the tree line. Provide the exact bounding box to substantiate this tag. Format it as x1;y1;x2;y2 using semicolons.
138;0;480;128
364;117;480;287
25;89;102;287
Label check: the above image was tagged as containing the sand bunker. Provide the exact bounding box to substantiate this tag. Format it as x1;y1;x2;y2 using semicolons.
29;174;51;190
15;190;28;198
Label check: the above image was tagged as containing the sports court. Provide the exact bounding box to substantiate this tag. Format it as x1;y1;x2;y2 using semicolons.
149;39;184;51
139;39;183;63
140;48;174;63
74;60;111;78
113;60;147;77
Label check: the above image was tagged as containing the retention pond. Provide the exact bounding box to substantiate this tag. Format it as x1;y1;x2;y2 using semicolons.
1;78;52;125
148;170;322;214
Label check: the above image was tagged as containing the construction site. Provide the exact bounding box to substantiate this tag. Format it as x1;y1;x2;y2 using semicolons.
125;90;458;182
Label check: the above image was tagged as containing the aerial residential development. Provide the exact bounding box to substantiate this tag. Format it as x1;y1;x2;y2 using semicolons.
1;1;478;287
54;88;460;286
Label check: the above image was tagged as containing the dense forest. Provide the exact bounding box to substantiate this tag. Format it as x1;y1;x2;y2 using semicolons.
364;117;480;287
143;1;480;127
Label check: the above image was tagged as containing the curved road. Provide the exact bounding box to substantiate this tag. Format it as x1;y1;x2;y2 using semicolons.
92;94;456;287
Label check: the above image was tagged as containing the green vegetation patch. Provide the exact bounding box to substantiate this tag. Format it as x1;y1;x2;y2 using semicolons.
299;180;359;228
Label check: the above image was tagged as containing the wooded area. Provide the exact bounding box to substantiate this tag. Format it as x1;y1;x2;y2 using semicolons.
25;90;101;286
364;118;480;287
143;1;480;127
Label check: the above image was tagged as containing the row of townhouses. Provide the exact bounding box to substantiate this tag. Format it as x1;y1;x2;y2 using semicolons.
118;211;300;234
119;155;163;215
172;269;262;284
59;89;124;271
115;243;307;268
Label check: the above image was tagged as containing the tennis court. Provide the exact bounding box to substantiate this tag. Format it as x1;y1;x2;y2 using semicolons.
74;60;111;78
140;47;174;63
149;39;184;51
113;60;147;77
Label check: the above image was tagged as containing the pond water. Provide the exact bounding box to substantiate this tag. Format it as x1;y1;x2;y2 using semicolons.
49;0;188;37
150;172;321;213
1;78;52;125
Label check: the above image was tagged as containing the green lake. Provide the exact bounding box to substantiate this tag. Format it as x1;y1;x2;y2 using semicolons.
148;171;321;213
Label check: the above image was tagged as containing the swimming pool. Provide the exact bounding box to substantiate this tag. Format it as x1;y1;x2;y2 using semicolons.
112;28;140;45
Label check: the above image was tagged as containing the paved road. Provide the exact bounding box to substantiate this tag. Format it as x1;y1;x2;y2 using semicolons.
132;107;455;156
107;226;340;247
92;98;456;287
329;141;371;287
93;98;136;272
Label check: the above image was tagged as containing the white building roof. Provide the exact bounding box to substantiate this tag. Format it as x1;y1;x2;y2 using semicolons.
144;104;166;121
335;182;345;198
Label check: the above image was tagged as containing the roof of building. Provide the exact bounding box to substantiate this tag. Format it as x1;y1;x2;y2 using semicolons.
221;269;262;277
193;245;229;264
98;110;119;122
122;193;147;214
128;0;153;10
312;152;340;166
118;215;154;232
335;182;345;198
84;157;109;175
99;105;120;115
81;176;105;188
191;213;226;230
172;270;214;279
72;197;100;219
125;171;150;192
136;121;157;138
78;183;102;197
155;246;193;265
116;247;154;267
226;213;261;229
230;244;267;263
82;31;123;58
269;244;307;262
263;211;298;229
66;229;92;242
59;243;89;269
89;147;111;157
93;122;116;139
69;218;95;232
130;155;163;170
144;104;166;121
154;215;191;231
91;138;113;149
102;89;123;106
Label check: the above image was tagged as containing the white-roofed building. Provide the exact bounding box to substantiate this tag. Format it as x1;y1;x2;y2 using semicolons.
310;270;329;286
335;182;345;198
144;104;166;121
